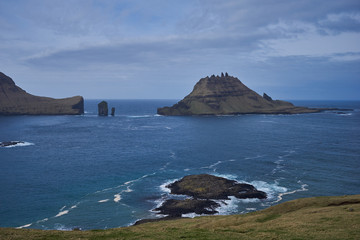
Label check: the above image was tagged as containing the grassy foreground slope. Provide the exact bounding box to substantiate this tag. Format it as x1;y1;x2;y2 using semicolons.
1;195;359;240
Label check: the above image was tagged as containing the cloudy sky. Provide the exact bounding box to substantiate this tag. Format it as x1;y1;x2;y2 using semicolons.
1;0;359;100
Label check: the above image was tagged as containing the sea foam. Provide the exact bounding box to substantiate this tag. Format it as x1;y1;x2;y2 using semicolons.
16;223;32;229
55;210;69;218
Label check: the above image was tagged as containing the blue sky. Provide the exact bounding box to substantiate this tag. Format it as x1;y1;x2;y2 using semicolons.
1;0;359;99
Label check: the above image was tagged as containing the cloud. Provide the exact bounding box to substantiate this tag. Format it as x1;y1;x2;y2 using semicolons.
318;12;360;34
0;0;359;99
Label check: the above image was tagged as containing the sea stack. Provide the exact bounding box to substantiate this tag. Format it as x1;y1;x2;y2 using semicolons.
98;101;108;116
157;73;322;115
0;72;83;115
111;107;115;116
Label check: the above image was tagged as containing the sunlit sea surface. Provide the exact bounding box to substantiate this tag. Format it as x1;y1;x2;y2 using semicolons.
1;100;359;230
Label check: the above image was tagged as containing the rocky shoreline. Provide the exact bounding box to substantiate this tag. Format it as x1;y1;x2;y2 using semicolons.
135;174;266;225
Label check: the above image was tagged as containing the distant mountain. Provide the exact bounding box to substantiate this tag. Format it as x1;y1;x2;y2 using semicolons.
0;72;83;115
157;73;322;115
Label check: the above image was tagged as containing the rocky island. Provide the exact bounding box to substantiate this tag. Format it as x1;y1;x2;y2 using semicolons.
136;174;266;224
157;73;331;115
0;72;83;115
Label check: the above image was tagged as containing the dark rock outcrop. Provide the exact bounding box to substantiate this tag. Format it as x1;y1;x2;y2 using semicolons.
0;141;24;147
135;174;267;225
0;72;83;115
154;199;220;217
167;174;267;200
98;101;108;116
157;74;325;115
111;107;115;116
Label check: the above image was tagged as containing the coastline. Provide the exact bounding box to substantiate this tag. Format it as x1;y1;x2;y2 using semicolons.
1;194;359;239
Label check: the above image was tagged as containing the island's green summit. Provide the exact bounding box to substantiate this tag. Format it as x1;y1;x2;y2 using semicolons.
157;73;322;115
0;72;84;115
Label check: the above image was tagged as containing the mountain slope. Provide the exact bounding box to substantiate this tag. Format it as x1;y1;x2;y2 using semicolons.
158;73;320;115
0;72;83;115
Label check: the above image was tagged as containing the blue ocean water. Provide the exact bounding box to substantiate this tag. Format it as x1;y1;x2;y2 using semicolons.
0;100;359;230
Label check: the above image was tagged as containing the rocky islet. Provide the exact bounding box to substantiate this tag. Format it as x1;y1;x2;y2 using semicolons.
157;73;340;115
147;174;267;222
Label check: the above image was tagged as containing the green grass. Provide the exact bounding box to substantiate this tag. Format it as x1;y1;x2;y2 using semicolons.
1;194;359;239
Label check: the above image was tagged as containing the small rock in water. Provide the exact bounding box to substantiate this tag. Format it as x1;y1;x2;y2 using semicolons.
98;101;108;116
0;141;24;147
111;107;115;116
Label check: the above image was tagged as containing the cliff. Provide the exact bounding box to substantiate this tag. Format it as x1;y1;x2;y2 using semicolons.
157;73;321;115
0;72;84;115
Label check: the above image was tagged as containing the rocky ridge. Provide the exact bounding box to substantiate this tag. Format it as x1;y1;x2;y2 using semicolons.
0;72;83;115
157;73;327;115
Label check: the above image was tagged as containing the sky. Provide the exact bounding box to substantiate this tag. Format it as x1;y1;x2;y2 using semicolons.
0;0;359;100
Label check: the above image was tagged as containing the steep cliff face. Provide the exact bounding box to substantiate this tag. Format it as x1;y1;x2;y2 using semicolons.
157;73;319;115
0;72;84;115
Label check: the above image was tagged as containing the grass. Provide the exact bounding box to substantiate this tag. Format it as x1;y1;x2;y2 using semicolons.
1;194;359;239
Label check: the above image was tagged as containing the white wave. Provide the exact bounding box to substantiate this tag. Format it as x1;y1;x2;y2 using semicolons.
202;161;223;169
114;185;134;203
272;182;308;203
54;204;77;218
127;115;152;118
36;218;48;223
94;187;114;194
55;210;69;217
114;194;122;202
160;162;171;171
124;172;156;185
165;127;172;130
338;113;353;116
99;199;110;203
159;179;178;193
124;186;133;193
16;223;32;229
215;196;241;215
184;168;190;171
238;198;261;203
114;173;157;203
54;224;73;231
244;155;265;160
182;213;198;218
152;195;169;210
250;180;287;200
169;151;176;159
3;141;34;148
246;208;257;211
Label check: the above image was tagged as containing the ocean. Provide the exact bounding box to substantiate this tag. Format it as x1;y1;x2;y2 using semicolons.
0;100;359;230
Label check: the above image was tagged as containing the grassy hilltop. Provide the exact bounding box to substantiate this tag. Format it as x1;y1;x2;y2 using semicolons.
1;195;359;240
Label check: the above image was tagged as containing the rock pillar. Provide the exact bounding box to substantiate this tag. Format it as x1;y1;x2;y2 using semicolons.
98;101;108;116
